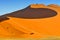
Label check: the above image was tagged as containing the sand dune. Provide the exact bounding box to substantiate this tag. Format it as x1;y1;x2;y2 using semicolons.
0;4;60;38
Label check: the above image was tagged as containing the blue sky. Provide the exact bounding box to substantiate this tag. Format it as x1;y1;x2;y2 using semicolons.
0;0;60;15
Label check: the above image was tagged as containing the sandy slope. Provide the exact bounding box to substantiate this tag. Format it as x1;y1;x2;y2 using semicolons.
0;4;60;38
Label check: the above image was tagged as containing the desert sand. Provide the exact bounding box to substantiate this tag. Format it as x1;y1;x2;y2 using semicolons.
0;4;60;38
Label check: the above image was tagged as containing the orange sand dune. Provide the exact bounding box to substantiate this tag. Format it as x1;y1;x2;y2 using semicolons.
0;4;60;38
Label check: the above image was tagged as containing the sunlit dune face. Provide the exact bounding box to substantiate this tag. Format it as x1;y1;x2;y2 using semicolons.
30;4;45;8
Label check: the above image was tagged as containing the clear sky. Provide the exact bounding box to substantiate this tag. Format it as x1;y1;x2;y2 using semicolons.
0;0;60;15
